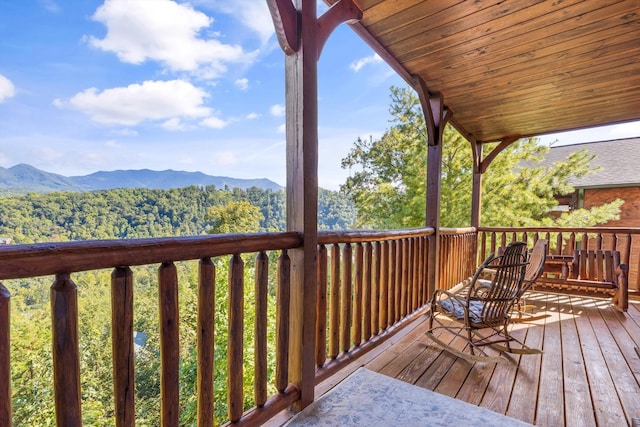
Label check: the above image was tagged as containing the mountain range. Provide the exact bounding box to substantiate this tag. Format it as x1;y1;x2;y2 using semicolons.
0;164;283;194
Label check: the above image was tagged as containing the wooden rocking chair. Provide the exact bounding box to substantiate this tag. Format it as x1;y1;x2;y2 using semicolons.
426;242;542;363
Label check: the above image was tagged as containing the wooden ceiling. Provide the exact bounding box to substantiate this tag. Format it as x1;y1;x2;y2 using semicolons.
332;0;640;143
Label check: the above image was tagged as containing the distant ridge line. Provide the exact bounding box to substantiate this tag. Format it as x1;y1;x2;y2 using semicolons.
0;164;283;194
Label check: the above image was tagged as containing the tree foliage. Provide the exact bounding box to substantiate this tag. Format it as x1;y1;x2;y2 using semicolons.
2;184;355;425
341;86;622;228
0;185;356;244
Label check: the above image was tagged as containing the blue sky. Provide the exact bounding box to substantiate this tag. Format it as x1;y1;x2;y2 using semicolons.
1;0;638;190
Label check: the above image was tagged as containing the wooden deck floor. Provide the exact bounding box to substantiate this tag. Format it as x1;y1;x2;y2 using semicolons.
272;292;640;427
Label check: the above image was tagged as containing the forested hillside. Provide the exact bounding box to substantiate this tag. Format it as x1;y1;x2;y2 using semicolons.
0;185;356;243
4;185;356;426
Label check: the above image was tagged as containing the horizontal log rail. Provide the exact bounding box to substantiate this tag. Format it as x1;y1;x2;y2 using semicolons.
0;232;303;427
478;227;640;292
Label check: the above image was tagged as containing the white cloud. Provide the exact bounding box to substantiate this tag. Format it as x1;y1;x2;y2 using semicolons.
277;124;286;134
59;79;211;126
235;78;249;91
111;128;138;137
39;0;61;13
270;104;285;117
162;117;187;131
246;112;260;120
0;74;15;103
86;0;255;76
350;53;382;72
199;0;273;44
105;140;123;148
200;116;228;129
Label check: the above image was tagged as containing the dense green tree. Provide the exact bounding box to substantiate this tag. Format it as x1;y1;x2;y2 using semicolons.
206;201;264;234
341;86;623;228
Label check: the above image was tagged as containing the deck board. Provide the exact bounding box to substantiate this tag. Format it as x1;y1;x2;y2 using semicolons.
271;292;640;427
360;292;640;427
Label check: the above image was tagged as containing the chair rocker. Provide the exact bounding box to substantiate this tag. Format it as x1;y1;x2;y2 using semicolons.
426;242;542;363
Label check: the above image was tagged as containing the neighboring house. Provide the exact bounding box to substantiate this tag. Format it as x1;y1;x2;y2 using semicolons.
542;137;640;227
541;137;640;288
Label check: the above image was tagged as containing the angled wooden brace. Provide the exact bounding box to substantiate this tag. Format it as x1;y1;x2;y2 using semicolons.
413;75;451;146
267;0;300;55
479;135;520;173
317;0;362;58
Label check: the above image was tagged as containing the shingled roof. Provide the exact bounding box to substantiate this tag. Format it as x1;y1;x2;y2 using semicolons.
541;137;640;188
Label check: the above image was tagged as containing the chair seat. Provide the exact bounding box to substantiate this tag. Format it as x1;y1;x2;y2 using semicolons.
439;298;484;323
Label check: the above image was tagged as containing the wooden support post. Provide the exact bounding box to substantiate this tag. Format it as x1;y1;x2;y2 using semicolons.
471;141;482;228
414;76;449;299
268;0;362;409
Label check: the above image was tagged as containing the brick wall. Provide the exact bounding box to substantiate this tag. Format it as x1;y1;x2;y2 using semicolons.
584;186;640;289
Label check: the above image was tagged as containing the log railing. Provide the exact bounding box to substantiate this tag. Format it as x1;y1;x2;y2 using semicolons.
438;228;478;291
0;227;481;426
0;232;303;427
478;227;640;292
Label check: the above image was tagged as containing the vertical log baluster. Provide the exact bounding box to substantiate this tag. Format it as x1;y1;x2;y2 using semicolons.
394;240;402;322
51;273;82;427
411;237;418;312
581;232;589;251
568;232;576;254
624;233;632;268
363;242;372;341
255;251;269;407
379;241;389;331
158;262;179;427
400;239;409;318
389;240;397;324
425;237;431;301
596;233;603;250
544;232;551;253
228;254;244;423
111;267;135;427
480;231;487;265
396;239;409;320
372;242;381;335
276;250;290;393
316;245;328;367
0;284;11;426
490;232;497;257
556;232;563;255
340;244;352;353
329;244;340;359
197;258;215;426
352;243;363;347
417;237;424;306
615;263;629;312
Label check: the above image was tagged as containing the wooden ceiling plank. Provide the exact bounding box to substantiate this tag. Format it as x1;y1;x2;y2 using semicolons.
405;1;636;83
394;0;581;66
364;0;468;39
447;53;640;107
432;36;640;98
